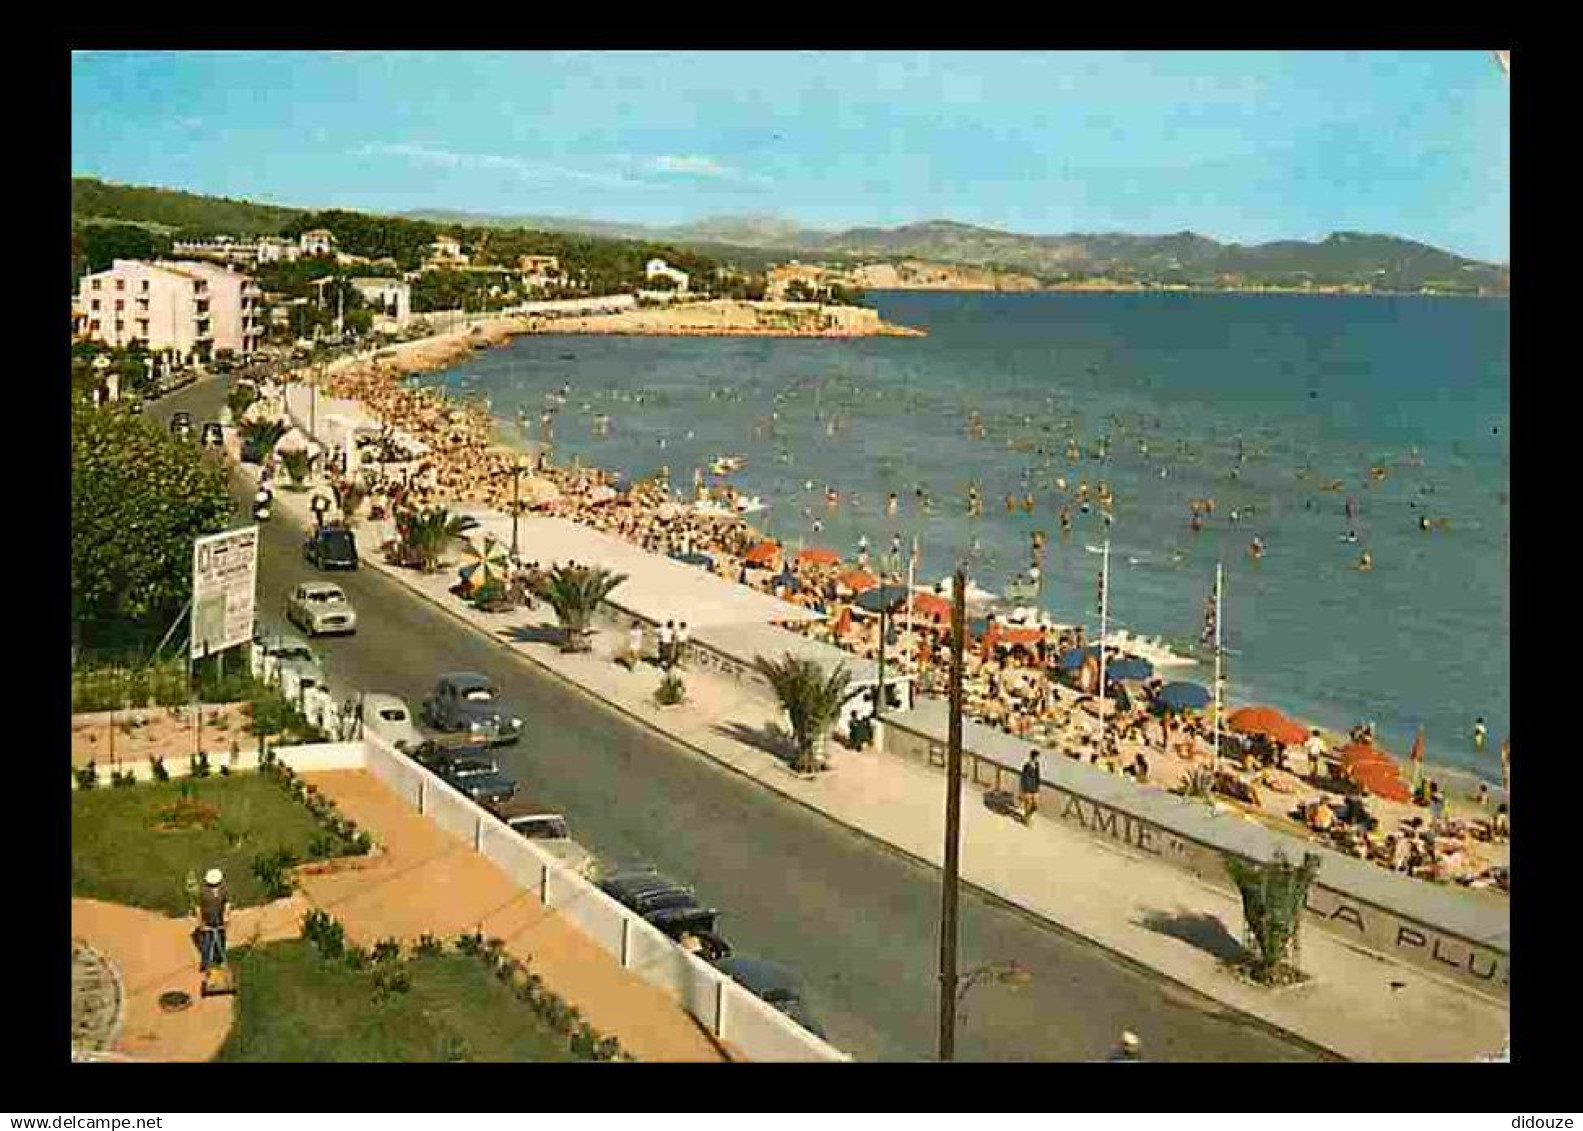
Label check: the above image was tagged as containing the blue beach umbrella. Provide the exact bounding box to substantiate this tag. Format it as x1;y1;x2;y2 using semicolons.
1060;646;1099;671
1155;681;1212;712
1107;656;1155;682
854;585;911;616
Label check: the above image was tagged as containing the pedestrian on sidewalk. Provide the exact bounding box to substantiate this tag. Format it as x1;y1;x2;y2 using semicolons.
1018;749;1042;824
627;621;645;669
675;622;691;669
658;621;675;670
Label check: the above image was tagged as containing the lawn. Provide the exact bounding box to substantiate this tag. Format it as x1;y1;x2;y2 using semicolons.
216;940;582;1062
72;773;330;915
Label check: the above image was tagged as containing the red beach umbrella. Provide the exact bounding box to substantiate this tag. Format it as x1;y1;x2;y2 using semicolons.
1228;706;1309;747
837;568;880;595
742;541;782;568
1348;759;1412;804
1339;740;1397;770
796;547;843;568
910;592;954;627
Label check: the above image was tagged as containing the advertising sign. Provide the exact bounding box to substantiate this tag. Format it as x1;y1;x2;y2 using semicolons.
191;525;260;660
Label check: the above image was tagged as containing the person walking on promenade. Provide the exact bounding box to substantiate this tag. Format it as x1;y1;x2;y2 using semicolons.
658;621;675;670
675;622;691;669
1018;749;1042;825
198;868;229;973
626;621;645;670
1108;1031;1143;1061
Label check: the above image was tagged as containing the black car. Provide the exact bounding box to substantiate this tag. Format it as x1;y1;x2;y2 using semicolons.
420;672;522;745
305;525;359;570
714;957;827;1039
598;870;730;957
409;734;493;774
201;421;225;448
447;769;517;806
169;411;193;440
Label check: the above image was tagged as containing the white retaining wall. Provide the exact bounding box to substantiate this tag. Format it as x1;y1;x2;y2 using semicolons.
360;730;847;1061
71;742;366;788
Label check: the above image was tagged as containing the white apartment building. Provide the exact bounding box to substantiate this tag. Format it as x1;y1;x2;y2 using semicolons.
76;259;263;360
426;235;468;268
350;277;412;329
299;229;336;256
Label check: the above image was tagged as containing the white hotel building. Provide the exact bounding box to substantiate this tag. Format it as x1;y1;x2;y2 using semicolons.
76;259;263;360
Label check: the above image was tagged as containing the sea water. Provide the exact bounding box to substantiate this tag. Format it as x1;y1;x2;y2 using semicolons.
422;291;1510;788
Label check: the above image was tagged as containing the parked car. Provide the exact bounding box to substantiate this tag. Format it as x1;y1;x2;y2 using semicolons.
304;524;359;570
489;795;595;875
201;421;225;448
408;734;493;773
169;411;193;440
253;628;326;691
285;581;358;637
599;869;730;959
420;672;522;745
360;693;426;751
714;957;826;1039
444;766;516;807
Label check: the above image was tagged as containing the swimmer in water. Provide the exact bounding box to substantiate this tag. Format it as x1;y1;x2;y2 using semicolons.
1006;493;1018;514
1249;537;1265;560
1357;550;1373;572
887;492;899;517
1419;514;1431;532
1059;508;1072;534
1190;513;1203;533
1342;530;1358;543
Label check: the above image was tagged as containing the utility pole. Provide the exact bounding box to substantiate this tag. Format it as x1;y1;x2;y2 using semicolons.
938;566;966;1061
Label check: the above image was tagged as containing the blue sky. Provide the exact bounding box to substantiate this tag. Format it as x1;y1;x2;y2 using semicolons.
71;50;1510;262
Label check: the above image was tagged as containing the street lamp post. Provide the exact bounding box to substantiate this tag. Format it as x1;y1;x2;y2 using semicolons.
938;567;967;1061
511;456;527;562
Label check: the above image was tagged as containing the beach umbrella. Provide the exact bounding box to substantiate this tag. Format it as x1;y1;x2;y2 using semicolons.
1106;655;1155;682
836;568;880;595
1348;759;1411;804
670;551;715;569
1339;740;1396;770
742;541;782;569
796;547;843;569
910;591;954;627
458;533;511;593
855;584;911;616
1228;705;1308;747
1156;681;1212;712
1060;646;1099;671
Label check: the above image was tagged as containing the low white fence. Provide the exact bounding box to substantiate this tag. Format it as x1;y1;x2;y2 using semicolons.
360;730;848;1062
71;741;365;788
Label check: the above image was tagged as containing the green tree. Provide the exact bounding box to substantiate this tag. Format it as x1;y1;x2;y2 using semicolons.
397;506;474;573
280;449;312;488
71;401;234;651
238;419;288;464
1224;850;1322;985
752;653;863;773
531;565;628;652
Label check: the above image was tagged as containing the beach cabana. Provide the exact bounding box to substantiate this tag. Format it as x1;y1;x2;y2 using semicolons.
1228;705;1309;747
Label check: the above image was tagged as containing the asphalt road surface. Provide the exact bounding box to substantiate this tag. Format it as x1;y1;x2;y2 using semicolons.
154;378;1325;1062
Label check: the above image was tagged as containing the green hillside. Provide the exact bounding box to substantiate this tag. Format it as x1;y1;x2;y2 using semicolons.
72;177;303;236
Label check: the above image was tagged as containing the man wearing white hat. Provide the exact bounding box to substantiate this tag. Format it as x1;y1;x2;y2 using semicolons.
1108;1031;1143;1061
198;867;229;972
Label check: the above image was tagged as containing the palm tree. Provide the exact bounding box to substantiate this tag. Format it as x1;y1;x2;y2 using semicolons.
1224;850;1321;985
238;419;288;464
400;507;473;573
531;564;628;652
753;653;863;773
280;448;312;489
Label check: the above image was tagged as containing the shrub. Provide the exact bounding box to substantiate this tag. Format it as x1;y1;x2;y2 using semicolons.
111;768;137;788
570;1022;600;1058
251;847;299;900
371;938;402;966
125;667;151;708
150;755;169;782
300;908;345;959
343;945;370;972
75;762;99;790
190;751;212;778
306;834;337;860
414;933;443;957
371;963;411;997
654;672;686;706
594;1036;623;1061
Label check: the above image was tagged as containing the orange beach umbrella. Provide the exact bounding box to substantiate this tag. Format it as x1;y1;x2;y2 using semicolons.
1347;759;1412;804
742;541;782;568
1228;706;1309;747
910;592;954;627
796;547;843;569
837;568;880;595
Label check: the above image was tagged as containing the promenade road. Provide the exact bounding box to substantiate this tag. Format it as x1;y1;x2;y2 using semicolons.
155;377;1321;1061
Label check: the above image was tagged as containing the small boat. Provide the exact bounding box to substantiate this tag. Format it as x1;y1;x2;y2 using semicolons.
710;454;748;475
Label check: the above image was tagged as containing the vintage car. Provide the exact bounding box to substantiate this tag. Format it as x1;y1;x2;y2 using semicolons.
201;421;225;448
285;581;358;637
169;411;194;440
486;795;596;877
598;868;730;960
443;763;517;807
420;672;522;745
714;956;826;1039
252;628;326;692
360;693;426;751
304;525;360;571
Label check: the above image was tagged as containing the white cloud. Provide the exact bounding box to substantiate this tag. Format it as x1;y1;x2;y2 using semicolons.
357;142;651;190
651;154;736;177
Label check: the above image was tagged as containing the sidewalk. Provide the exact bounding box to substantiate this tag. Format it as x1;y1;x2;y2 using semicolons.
269;475;1509;1062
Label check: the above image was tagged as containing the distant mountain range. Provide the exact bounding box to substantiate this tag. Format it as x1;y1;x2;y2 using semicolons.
70;177;1508;295
403;209;1508;294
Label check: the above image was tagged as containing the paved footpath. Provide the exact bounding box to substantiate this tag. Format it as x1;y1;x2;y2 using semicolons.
269;475;1508;1062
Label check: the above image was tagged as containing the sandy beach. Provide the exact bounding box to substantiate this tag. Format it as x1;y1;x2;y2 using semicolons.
273;341;1508;904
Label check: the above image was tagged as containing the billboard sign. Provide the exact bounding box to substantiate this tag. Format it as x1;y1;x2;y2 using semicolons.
191;525;260;660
